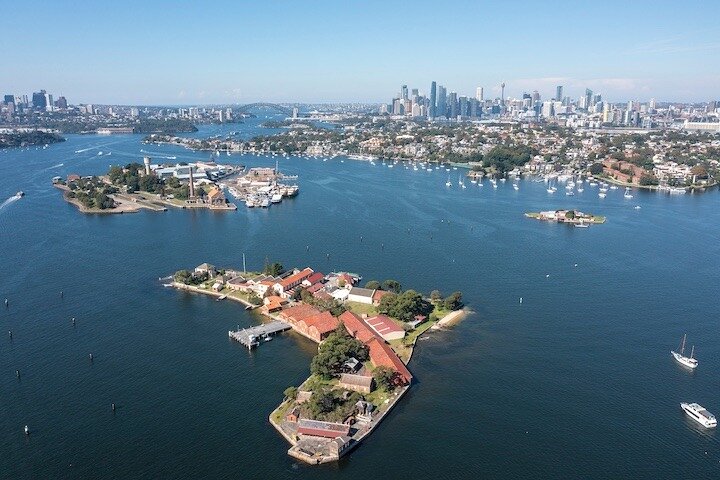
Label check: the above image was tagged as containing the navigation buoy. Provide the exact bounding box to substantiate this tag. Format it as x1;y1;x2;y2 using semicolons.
546;274;550;278
24;425;29;435
360;236;363;243
111;403;116;412
574;263;578;267
8;330;12;339
72;317;76;326
60;291;64;298
306;245;309;251
16;370;20;378
520;297;523;304
381;243;384;250
326;253;330;259
89;353;93;361
4;298;8;307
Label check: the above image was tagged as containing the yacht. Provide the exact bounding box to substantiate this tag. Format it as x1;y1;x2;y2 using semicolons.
445;177;452;187
681;403;716;428
513;183;519;190
624;188;634;199
598;192;607;198
245;197;255;208
547;187;556;194
610;185;618;190
566;191;575;196
671;334;698;369
271;193;282;203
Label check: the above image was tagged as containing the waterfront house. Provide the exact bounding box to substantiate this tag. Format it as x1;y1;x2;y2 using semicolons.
365;315;406;341
194;263;217;277
331;436;353;457
339;373;374;394
286;407;300;423
331;288;350;302
263;295;288;313
302;272;325;288
347;287;375;305
297;419;350;439
206;187;226;206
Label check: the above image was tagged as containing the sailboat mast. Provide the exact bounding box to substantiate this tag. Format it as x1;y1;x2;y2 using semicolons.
681;334;686;355
690;345;695;359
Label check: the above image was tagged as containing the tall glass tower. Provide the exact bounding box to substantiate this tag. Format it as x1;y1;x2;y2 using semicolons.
429;81;437;118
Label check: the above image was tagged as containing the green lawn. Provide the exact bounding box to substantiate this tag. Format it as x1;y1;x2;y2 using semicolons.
346;301;378;316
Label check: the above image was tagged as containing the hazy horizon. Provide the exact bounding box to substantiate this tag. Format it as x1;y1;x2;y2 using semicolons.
3;0;719;105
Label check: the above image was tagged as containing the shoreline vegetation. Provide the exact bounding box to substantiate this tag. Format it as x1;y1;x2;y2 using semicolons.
0;131;65;149
168;263;465;464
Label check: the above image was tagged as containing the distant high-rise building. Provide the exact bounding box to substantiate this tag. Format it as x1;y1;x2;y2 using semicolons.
584;89;593;109
555;85;563;102
3;95;14;104
501;82;506;105
449;92;458;118
649;98;657;110
437;85;447;118
476;87;483;101
55;96;67;109
401;85;408;100
32;90;47;110
429;81;437;118
130;107;140;117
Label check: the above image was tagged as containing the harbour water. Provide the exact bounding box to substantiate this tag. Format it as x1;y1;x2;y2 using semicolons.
2;117;720;479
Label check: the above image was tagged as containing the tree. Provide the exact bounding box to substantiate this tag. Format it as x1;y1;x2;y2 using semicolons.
283;386;298;400
364;280;381;290
443;291;464;311
372;366;396;392
378;290;433;322
173;269;192;284
248;293;262;306
310;326;368;380
565;210;575;220
589;163;604;175
263;262;284;276
382;279;402;293
430;290;442;302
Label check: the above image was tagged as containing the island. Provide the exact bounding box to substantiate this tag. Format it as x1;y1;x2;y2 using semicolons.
525;209;606;225
169;262;465;464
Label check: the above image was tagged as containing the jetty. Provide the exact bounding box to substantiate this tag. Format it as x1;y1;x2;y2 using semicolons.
228;321;291;349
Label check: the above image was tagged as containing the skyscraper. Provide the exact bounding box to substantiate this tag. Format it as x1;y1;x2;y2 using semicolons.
501;82;505;104
476;87;483;101
401;85;408;100
429;81;437;118
585;89;593;110
32;90;47;110
449;92;458;118
437;85;447;118
555;85;563;102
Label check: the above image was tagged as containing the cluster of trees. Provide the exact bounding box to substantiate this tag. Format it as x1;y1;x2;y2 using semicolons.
364;279;401;293
310;326;369;380
430;290;464;311
108;163;191;198
263;262;285;276
482;145;536;173
301;389;363;423
173;269;208;285
372;366;396;392
377;290;433;322
0;131;65;149
639;174;660;186
66;176;117;209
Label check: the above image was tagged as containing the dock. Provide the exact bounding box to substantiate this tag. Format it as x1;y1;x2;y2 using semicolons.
228;321;291;349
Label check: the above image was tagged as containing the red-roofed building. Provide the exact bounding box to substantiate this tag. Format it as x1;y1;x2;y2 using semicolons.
297;419;350;439
280;304;338;343
306;283;324;294
302;272;325;287
339;311;412;385
273;268;314;298
372;289;391;306
366;315;406;341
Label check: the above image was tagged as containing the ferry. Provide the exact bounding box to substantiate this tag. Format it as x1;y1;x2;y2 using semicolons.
16;191;24;198
681;403;716;428
671;334;698;369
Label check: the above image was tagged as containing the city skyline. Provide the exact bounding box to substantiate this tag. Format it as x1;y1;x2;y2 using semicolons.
3;0;720;104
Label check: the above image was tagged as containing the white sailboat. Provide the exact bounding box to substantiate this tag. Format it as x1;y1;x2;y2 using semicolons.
671;334;698;369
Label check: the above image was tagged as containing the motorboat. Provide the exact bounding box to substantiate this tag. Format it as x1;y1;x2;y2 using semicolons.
681;403;716;428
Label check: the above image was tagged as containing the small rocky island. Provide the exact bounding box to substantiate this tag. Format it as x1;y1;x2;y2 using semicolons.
525;209;606;225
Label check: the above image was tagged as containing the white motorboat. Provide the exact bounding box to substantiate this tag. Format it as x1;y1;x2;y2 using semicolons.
671;334;698;369
681;403;716;428
271;193;282;203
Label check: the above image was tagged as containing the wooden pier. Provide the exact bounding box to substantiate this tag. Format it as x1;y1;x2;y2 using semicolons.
228;321;291;349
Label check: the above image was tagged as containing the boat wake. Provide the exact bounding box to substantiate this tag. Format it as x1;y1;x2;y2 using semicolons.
45;162;64;170
0;194;21;211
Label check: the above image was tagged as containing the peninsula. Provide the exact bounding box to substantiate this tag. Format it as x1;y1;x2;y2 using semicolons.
169;262;464;464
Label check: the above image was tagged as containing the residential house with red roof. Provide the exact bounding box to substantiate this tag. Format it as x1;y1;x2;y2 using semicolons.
273;268;314;298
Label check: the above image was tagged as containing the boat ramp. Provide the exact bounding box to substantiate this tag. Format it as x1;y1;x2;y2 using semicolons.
228;321;291;349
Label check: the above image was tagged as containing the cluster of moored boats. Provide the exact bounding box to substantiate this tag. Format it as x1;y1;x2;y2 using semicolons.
671;334;717;428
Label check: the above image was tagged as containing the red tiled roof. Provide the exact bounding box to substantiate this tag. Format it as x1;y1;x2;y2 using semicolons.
279;268;313;289
366;315;404;336
307;311;339;335
281;303;322;322
372;290;390;303
306;283;324;294
339;311;412;385
305;272;324;285
367;337;413;384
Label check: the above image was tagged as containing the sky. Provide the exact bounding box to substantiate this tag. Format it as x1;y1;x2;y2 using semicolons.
2;0;719;105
